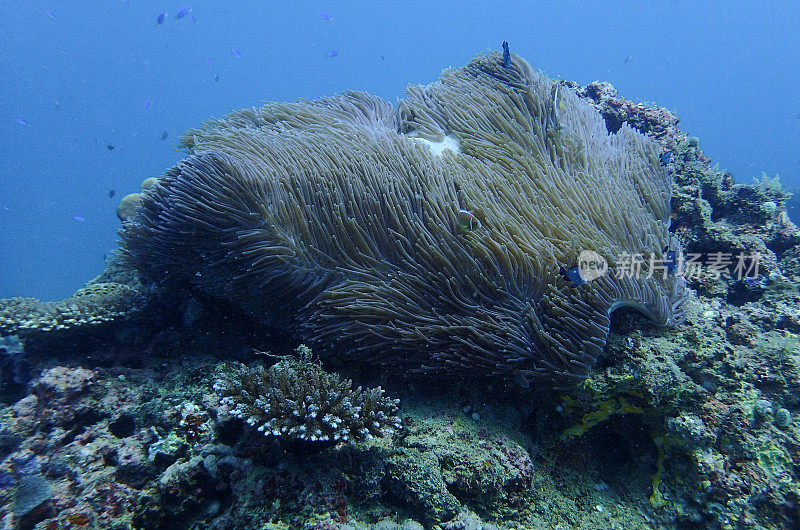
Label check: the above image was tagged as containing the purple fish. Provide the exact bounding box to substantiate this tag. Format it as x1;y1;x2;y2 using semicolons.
16;118;28;125
231;48;241;58
176;6;190;19
144;100;152;109
72;215;86;222
214;74;220;82
328;50;339;58
319;12;333;21
157;11;167;25
1;206;10;212
45;10;55;20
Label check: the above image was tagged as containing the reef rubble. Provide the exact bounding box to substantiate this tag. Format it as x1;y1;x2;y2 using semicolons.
1;55;800;529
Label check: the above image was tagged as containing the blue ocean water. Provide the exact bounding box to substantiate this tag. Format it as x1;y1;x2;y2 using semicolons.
1;1;798;301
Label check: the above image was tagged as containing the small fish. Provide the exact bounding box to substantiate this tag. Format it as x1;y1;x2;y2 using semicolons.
176;6;191;19
319;12;333;21
106;144;115;151
231;48;241;58
513;371;530;389
108;189;116;199
72;215;86;222
380;54;385;61
1;206;10;212
502;41;511;68
327;50;339;58
457;209;480;232
663;246;678;274
16;118;28;125
660;151;673;166
206;58;213;66
160;130;168;140
45;10;55;20
144;100;152;109
157;11;167;25
560;266;586;287
622;55;631;65
214;73;220;82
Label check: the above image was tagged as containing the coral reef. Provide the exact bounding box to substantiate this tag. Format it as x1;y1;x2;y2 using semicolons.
0;350;663;529
120;51;687;387
0;282;145;337
1;49;800;529
569;80;684;155
214;346;400;446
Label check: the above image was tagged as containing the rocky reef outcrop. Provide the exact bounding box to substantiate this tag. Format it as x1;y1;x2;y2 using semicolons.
0;51;799;529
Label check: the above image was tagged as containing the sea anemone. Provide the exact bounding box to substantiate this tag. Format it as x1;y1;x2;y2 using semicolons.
121;50;687;387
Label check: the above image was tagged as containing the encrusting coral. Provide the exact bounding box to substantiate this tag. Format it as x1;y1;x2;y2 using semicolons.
120;50;687;387
214;345;400;445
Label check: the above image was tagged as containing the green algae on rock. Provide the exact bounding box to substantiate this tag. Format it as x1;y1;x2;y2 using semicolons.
120;50;687;387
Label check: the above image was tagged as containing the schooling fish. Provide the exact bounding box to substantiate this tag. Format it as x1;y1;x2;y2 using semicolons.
107;144;115;151
161;131;168;140
108;189;116;199
157;11;167;24
328;50;339;58
176;6;191;19
660;151;673;166
72;215;86;222
502;41;511;68
231;48;242;58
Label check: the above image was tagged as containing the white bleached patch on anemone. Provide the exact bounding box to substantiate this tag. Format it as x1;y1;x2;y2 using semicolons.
412;134;461;156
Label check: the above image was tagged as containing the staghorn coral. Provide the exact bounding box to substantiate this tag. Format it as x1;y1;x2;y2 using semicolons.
214;346;400;445
121;50;687;387
0;282;145;337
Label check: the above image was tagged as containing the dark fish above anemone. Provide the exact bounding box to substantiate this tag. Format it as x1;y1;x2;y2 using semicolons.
120;50;688;388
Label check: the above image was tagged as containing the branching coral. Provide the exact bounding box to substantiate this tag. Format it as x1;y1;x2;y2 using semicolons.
214;346;400;444
121;50;687;387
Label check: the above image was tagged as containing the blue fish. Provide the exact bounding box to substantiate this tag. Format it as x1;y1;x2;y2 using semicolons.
214;74;220;82
157;11;167;24
231;48;241;58
45;10;55;20
319;12;333;21
560;266;586;287
328;50;339;58
176;6;190;19
16;118;28;125
72;215;86;222
663;246;678;274
660;151;673;166
144;100;152;109
502;41;511;68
